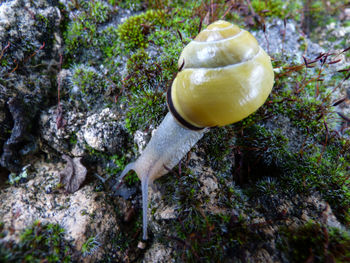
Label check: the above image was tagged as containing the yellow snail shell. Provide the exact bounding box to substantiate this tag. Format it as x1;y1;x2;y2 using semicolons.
118;20;274;240
168;20;274;129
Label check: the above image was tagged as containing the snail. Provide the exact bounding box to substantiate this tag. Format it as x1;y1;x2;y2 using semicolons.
119;20;274;240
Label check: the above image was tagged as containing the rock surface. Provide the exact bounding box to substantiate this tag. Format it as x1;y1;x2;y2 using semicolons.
0;0;62;172
0;157;120;262
40;105;129;156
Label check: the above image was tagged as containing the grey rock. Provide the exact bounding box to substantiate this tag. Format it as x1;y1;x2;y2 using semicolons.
78;108;129;155
39;102;87;156
0;85;12;155
253;19;325;62
143;242;173;263
0;157;120;262
1;97;33;172
0;0;62;171
40;105;129;156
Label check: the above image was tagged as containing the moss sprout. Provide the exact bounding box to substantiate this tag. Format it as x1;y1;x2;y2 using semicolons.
81;235;101;257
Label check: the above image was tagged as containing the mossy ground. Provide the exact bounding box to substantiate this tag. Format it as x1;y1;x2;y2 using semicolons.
0;221;74;262
12;0;348;261
279;221;350;262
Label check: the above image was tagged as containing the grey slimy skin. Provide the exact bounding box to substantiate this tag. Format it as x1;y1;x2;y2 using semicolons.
119;112;206;240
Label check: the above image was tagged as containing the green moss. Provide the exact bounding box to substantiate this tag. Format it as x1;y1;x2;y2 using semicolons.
7;165;31;186
304;0;347;37
69;132;78;146
117;10;169;51
63;2;201;134
199;126;236;172
99;25;120;58
155;163;258;261
105;155;138;186
165;195;261;261
81;236;100;256
114;0;142;11
101;212;144;261
231;55;350;223
255;177;280;195
69;64;110;110
89;1;111;24
234;122;350;222
124;84;167;132
65;19;84;52
64;0;117;56
251;0;301;20
35;13;50;28
0;221;73;262
279;221;350;262
124;48;153;91
298;36;307;52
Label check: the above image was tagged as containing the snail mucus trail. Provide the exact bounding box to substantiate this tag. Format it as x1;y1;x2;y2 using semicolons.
118;20;274;240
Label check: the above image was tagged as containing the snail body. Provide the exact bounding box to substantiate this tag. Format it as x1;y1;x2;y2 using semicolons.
119;20;274;240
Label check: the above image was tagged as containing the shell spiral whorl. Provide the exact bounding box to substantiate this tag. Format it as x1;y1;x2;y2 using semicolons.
168;20;274;129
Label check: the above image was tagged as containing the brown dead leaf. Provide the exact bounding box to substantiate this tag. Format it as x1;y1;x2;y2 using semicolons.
59;155;87;193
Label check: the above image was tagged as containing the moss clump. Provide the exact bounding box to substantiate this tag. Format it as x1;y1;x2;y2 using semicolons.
113;0;142;11
198;126;236;172
251;0;301;19
0;221;73;262
64;0;117;56
235;120;350;223
124;84;167;132
81;236;100;256
7;165;31;186
122;49;168;133
164;184;255;261
304;0;347;35
117;10;168;50
89;0;111;24
279;221;350;262
69;64;110;110
156;165;255;261
65;17;89;53
170;212;262;262
124;48;157;91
